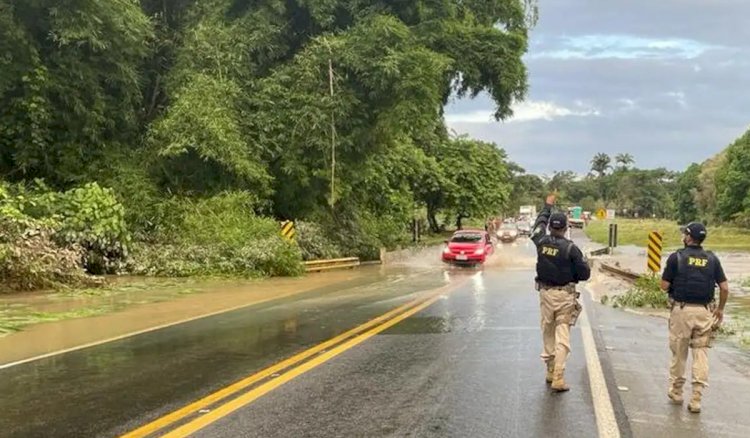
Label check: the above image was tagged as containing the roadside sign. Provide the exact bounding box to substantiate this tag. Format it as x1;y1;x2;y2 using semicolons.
606;209;616;220
596;209;606;220
280;220;295;241
647;231;663;273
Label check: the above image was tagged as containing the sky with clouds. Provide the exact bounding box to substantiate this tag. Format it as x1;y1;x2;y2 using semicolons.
444;0;750;175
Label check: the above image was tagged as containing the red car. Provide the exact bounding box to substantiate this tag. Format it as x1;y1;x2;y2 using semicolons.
442;229;494;265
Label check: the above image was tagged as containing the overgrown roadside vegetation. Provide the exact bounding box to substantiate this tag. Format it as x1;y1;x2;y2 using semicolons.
0;1;537;295
586;219;750;250
605;275;669;309
598;272;750;351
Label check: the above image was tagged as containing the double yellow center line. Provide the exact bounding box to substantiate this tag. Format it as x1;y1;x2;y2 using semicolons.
122;279;465;438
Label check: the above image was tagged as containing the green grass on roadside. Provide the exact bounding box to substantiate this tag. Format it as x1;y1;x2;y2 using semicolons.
418;231;455;247
611;275;670;309
0;308;110;336
51;278;203;298
586;219;750;250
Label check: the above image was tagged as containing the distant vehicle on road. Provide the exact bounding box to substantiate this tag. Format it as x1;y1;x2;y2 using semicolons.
517;221;532;236
568;206;585;229
497;222;520;243
442;229;494;266
519;205;537;220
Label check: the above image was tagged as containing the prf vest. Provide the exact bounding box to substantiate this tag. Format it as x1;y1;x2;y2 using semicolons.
671;247;717;304
536;236;575;287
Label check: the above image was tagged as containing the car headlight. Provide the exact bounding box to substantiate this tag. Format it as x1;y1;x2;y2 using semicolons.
443;246;451;254
510;231;517;237
474;248;485;255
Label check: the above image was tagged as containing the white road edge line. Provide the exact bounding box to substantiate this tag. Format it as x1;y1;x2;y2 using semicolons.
0;297;294;371
0;276;448;371
580;299;621;438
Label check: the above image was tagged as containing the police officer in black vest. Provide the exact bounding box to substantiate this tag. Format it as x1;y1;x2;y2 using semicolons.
530;194;591;392
661;222;729;413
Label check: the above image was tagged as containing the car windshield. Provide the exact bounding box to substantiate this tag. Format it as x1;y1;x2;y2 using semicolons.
451;233;483;243
501;224;517;230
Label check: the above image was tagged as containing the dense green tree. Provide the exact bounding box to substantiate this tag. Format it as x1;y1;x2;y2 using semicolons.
505;164;546;216
590;153;612;177
0;0;535;253
433;137;511;229
675;163;701;224
716;129;750;224
615;153;635;170
0;0;153;185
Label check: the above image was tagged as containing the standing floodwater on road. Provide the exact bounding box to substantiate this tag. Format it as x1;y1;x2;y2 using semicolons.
3;0;750;436
3;234;750;437
0;242;603;438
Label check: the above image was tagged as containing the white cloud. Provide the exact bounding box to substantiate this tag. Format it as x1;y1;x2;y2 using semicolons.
666;91;687;108
618;98;637;108
530;34;720;60
445;100;600;124
513;100;600;121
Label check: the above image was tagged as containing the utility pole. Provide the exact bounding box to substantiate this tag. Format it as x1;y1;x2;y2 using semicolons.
328;55;336;209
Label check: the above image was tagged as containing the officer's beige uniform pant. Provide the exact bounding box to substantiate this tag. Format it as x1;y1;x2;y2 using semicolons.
669;304;714;394
540;288;577;372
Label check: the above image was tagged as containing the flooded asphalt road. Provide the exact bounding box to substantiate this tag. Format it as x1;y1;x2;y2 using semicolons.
195;268;600;438
0;241;607;437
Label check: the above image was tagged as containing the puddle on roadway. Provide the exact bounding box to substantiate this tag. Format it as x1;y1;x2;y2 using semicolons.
727;295;750;344
0;268;407;337
0;265;458;363
0;243;542;362
386;315;491;334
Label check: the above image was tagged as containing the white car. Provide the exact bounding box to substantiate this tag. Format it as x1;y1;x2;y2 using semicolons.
517;221;532;236
497;223;519;242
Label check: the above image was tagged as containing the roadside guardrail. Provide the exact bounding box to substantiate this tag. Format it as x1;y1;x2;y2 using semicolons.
589;247;610;257
304;257;361;272
599;262;640;284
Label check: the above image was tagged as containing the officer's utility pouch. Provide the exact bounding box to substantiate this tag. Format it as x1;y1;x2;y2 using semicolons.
708;300;720;346
569;301;582;327
566;284;582;326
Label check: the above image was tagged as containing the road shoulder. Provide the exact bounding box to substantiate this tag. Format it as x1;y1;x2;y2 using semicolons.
0;269;376;367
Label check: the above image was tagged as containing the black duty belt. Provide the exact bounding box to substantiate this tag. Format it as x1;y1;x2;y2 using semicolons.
537;283;576;293
669;299;714;310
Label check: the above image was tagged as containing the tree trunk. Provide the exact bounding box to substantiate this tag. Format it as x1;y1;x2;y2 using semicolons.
427;209;439;233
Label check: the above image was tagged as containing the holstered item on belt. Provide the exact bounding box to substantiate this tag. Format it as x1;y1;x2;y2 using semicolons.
569;300;582;327
708;300;720;343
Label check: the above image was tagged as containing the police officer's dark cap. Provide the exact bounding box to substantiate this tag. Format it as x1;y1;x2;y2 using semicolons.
681;222;707;240
549;213;568;230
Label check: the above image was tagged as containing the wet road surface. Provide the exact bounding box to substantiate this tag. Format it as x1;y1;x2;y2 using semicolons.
0;266;456;437
593;301;750;438
1;241;609;438
17;236;750;437
195;268;600;438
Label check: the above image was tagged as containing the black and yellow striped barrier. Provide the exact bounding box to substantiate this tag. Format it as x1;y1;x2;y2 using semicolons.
647;231;663;273
280;220;295;241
